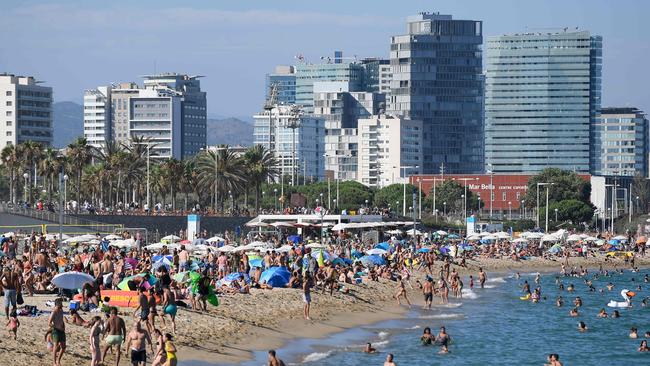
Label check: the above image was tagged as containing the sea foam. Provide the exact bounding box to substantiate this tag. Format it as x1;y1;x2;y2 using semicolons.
303;350;334;363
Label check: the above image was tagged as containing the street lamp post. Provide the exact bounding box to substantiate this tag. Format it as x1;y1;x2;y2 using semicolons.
554;208;558;222
508;201;512;220
63;174;68;211
461;194;466;220
262;191;266;210
477;194;481;217
521;199;525;220
536;182;553;229
454;177;478;221
274;188;278;211
544;184;553;232
487;166;494;223
397;165;418;216
23;172;29;203
443;202;447;217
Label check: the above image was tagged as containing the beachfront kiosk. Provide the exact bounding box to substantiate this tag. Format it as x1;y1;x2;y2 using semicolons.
187;214;200;240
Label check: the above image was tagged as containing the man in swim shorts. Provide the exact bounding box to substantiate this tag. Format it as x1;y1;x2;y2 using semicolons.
125;320;153;366
423;277;433;309
103;307;126;366
48;298;66;366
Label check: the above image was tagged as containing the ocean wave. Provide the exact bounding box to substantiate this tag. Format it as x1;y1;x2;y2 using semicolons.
461;289;479;299
436;302;463;308
378;331;390;339
406;325;421;330
373;340;390;347
303;350;334;363
483;284;496;289
488;277;506;283
419;313;466;320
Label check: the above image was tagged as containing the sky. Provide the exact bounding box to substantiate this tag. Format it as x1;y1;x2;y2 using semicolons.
1;0;648;119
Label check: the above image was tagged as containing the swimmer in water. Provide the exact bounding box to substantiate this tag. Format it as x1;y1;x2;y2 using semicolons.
644;332;650;338
573;297;582;308
569;308;579;317
556;296;564;307
612;310;620;318
436;326;450;354
420;327;434;346
597;308;608;318
363;342;377;353
515;272;520;280
545;353;563;366
384;353;396;366
638;340;650;352
567;284;575;292
469;275;474;289
606;283;614;291
578;321;588;332
535;274;541;284
644;274;648;283
558;283;564;291
630;327;638;339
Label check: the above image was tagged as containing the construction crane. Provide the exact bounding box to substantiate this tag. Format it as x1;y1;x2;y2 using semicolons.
264;83;279;152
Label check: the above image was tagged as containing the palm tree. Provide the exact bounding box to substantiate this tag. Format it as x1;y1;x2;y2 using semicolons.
243;145;279;212
21;141;42;203
39;148;63;202
179;159;197;211
161;158;183;211
195;145;245;211
66;138;93;210
1;145;21;204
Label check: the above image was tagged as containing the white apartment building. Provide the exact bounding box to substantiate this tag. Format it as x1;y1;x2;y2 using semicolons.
83;86;111;149
129;88;182;159
357;115;423;188
0;73;52;149
253;105;325;182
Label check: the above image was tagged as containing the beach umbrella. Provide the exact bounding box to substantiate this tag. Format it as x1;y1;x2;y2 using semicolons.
52;271;95;290
246;221;269;227
541;234;559;242
217;245;236;253
548;244;562;254
613;235;627;241
249;258;263;268
513;238;529;244
118;273;157;291
482;235;498;241
466;235;481;241
152;256;173;271
274;245;293;253
375;242;390;251
192;238;208;245
566;234;582;242
206;236;225;243
259;267;291;287
224;272;251;284
595;239;606;246
448;234;460;239
124;258;138;270
103;234;122;241
287;235;303;244
406;228;422;236
526;232;544;239
359;255;386;266
112;239;135;249
161;235;181;242
495;231;511;239
418;248;431;253
608;239;621;246
351;249;363;259
435;230;448;236
173;271;191;283
366;248;388;256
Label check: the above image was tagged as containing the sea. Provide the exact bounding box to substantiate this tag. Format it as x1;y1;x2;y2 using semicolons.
230;267;650;366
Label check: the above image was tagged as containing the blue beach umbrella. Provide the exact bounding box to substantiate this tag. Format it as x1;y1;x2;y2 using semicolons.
448;234;460;239
359;255;386;266
260;267;291;287
249;258;263;268
375;242;390;250
351;250;363;259
287;235;302;244
418;248;431;253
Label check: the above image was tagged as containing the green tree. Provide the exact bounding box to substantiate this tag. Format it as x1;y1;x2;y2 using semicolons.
546;199;595;224
66;137;93;209
243;145;280;212
523;168;591;210
631;173;649;213
373;183;421;215
1;144;21;203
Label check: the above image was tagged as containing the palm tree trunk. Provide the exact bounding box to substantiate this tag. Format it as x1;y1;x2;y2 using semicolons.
76;170;81;213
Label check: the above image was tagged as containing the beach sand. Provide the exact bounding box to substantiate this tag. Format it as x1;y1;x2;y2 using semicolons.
1;255;648;366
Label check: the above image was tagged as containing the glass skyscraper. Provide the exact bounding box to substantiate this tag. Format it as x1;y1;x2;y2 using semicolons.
484;30;602;173
295;62;365;112
265;65;296;105
388;12;484;174
591;107;648;177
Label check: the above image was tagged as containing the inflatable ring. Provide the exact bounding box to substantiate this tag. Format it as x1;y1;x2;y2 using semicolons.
520;294;531;301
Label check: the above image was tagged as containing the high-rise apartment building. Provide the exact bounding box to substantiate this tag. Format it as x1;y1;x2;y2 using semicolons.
388;12;484;174
266;66;296;105
485;30;602;173
0;73;52;149
84;73;206;159
357;115;423;188
253;105;325;181
313;81;385;181
295;54;365;112
591;107;648;177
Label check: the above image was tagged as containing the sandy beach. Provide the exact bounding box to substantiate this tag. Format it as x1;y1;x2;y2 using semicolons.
2;254;648;366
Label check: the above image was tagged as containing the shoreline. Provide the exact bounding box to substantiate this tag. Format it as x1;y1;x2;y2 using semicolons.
2;255;649;366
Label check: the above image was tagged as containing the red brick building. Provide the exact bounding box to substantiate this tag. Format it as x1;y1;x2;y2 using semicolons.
409;174;591;211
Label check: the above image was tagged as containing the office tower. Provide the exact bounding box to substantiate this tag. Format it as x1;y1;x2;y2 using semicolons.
266;65;296;105
142;73;207;158
84;73;206;159
388;12;484;174
313;81;385;181
0;73;52;149
592;108;648;177
357;115;423;188
253;105;325;181
295;51;365;112
485;30;602;173
360;58;390;94
83;86;111;149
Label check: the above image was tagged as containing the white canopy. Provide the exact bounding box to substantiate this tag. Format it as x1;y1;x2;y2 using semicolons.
466;235;481;241
613;235;627;241
513;238;529;244
270;222;296;228
103;234;122;241
495;231;511;239
482;235;498;241
2;232;15;238
541;234;559;242
145;242;180;251
216;245;236;252
435;230;448;236
206;236;225;243
566;234;582;242
406;228;423;236
161;235;181;242
478;231;493;237
246;221;270;227
111;238;135;249
306;243;327;249
526;232;544;239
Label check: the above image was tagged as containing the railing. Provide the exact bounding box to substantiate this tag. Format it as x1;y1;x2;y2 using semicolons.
0;202;106;226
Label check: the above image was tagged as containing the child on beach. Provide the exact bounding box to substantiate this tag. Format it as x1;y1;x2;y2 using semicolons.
6;310;19;339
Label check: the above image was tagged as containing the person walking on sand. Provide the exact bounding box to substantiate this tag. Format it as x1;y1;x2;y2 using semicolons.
267;349;286;366
125;320;153;366
164;333;177;366
1;266;19;320
478;267;487;289
49;298;66;366
89;316;103;366
423;277;433;309
394;276;411;307
303;273;313;320
102;307;126;366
